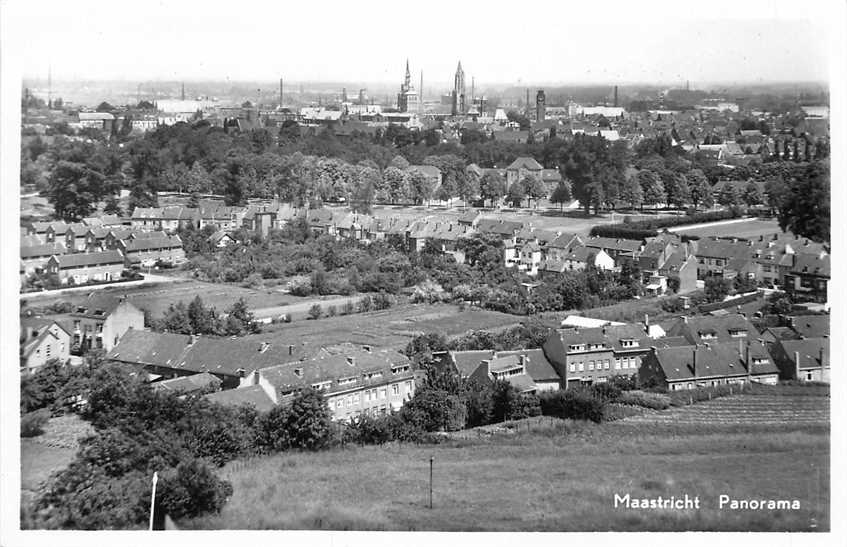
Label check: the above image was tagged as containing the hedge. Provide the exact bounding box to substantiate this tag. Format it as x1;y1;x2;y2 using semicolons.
618;390;671;410
590;210;745;239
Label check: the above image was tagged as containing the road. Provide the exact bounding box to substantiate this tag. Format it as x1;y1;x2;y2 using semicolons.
19;273;184;301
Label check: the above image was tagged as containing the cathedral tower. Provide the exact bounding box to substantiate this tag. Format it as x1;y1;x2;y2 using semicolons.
452;61;466;116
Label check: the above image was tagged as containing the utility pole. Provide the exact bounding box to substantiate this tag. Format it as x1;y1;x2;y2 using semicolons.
149;471;159;531
429;457;434;509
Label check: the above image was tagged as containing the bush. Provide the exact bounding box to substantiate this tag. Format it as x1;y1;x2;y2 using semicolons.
538;389;606;423
158;459;233;521
590;209;743;239
589;382;622;403
345;413;394;445
307;304;323;320
20;409;51;437
285;389;333;450
605;374;638;391
400;388;467;432
618;390;671;410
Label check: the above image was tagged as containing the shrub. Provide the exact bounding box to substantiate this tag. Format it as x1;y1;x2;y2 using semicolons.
307;304;323;320
605;374;638;391
603;402;645;421
20;409;51;437
619;390;671;410
538;389;606;423
508;393;542;420
327;305;337;317
345;413;394;445
285;389;333;450
589;382;622;403
358;295;373;312
400;388;467;432
255;405;291;452
342;300;355;315
158;459;233;521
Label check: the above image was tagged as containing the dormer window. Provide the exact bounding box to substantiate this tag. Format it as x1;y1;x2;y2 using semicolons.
568;344;586;352
391;365;410;374
752;357;769;365
699;331;717;340
338;376;357;386
729;329;747;338
620;339;639;348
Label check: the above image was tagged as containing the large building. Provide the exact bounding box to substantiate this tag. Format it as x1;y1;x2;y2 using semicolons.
68;294;145;352
451;61;466;116
396;60;420;113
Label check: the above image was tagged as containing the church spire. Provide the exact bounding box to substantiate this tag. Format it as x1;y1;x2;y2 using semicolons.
404;59;411;88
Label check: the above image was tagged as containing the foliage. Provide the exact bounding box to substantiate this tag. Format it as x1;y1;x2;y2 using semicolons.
704;276;733;303
538;389;606;423
618;390;671;410
399;388;467;432
773;161;830;242
21;409;51;437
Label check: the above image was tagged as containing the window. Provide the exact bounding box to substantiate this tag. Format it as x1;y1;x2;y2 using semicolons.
578;363;585;372
73;320;80;330
352;394;360;405
405;381;413;393
604;360;610;370
365;391;371;402
614;359;621;370
336;400;343;409
46;344;51;357
588;361;595;371
569;363;576;373
380;388;387;399
392;384;399;396
96;323;103;333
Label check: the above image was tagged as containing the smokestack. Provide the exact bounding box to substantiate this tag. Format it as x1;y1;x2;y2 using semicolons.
614;85;618;108
526;88;530;118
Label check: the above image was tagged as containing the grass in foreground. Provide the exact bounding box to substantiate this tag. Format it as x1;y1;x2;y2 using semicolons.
182;393;829;532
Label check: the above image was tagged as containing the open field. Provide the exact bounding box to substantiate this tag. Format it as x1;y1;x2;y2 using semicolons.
673;218;785;239
259;303;524;350
183;387;829;532
20;415;95;510
21;279;304;317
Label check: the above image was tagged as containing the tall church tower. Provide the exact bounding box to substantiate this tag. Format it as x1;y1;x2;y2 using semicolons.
452;61;466;116
536;89;546;122
397;59;419;113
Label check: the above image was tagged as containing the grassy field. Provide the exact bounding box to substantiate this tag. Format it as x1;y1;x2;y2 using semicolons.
182;387;829;532
21;279;303;317
20;415;95;511
259;303;524;350
674;218;784;239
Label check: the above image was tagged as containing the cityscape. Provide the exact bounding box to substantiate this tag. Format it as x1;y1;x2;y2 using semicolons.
3;0;839;541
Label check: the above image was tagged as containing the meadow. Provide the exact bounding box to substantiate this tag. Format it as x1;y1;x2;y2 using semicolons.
182;387;830;532
673;218;784;239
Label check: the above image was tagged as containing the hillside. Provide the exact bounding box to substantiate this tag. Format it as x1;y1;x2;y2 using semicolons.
181;386;829;532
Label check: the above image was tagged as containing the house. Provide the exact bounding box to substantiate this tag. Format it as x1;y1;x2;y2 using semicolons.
505;157;543;187
198;204;246;231
658;246;699;294
542;323;682;386
45;250;125;285
663;314;759;345
107;330;310;389
44;221;72;243
783;253;829;303
544;233;584;262
20;318;72;374
451;348;561;392
118;234;185;267
130;206;199;232
690;237;752;279
475;218;525;241
78;111;115;131
209;229;236;248
152;372;223;395
21;241;67;276
583;237;644;267
541;246;614;276
68;294;145;352
639;340;780;391
59;223;89;251
236;345;417;421
24;220;67;243
768;337;829;383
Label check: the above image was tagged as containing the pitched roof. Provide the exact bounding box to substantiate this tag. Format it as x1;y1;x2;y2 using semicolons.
506;157;543;171
449;350;495;378
152;372;222;393
21;242;67;259
122;235;183;252
204;385;276;413
651;340;778;381
787;315;829;338
776;338;829;370
790;254;830;277
51;250;124;268
584;236;643;253
664;314;759;345
495;348;560;382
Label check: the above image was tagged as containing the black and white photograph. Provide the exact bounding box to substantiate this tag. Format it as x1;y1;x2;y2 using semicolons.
0;0;844;544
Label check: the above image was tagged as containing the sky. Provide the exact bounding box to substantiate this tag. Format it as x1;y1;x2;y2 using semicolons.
3;0;836;87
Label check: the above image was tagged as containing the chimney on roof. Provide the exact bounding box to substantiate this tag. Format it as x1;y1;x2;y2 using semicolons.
252;370;260;386
288;344;294;355
346;356;355;366
794;350;801;381
188;334;197;345
819;346;825;374
519;354;527;368
745;341;751;378
691;346;697;377
294;367;303;378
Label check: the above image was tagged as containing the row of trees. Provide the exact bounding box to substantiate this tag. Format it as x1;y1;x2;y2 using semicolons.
152;296;261;336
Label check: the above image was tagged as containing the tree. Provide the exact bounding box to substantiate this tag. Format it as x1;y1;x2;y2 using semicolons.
717;184;742;208
688;169;713;210
521;174;547;208
308;303;323;320
479;170;507;207
103;196;123;216
224;298;259;335
506;179;526;208
47;160;113;221
743;182;763;208
382;166;408;204
284;389;332;450
704;276;732;303
506;110;531;130
96;101;114;112
663;171;690;208
406;169;435;205
776;162;830;242
619;171;643;209
639;169;666;208
549;180;573;210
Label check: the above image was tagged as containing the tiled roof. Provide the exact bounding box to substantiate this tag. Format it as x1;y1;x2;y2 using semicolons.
51;250;124;268
664;314;759;345
787;315;829;338
652;340;779;381
153;372;222;393
506;157;543;171
21;242;66;259
776;338;829;369
205;385;276;413
449;350;495;378
585;237;643;253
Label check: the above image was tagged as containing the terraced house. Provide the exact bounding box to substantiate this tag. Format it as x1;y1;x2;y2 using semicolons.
45;250;125;285
117;234;185;267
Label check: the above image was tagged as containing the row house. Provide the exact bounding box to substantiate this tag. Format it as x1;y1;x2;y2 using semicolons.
81;214;125;228
783;253;829;303
768;337;829;383
40;221;70;243
335;213;379;243
542;322;684;387
241;204;282;236
540;246;615;278
68;294;145;352
20;241;67;276
639;339;779;391
118;234;185;267
64;223;91;252
237;345;417;421
449;348;561;392
131;206;199;232
664;314;760;345
583;236;644;268
657;245;699;294
475;218;525;241
107;330;310;389
20;317;72;374
45;250;125;285
407;220;473;263
198;204;247;231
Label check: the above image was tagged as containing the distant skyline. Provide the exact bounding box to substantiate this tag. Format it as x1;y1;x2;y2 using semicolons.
4;0;836;87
